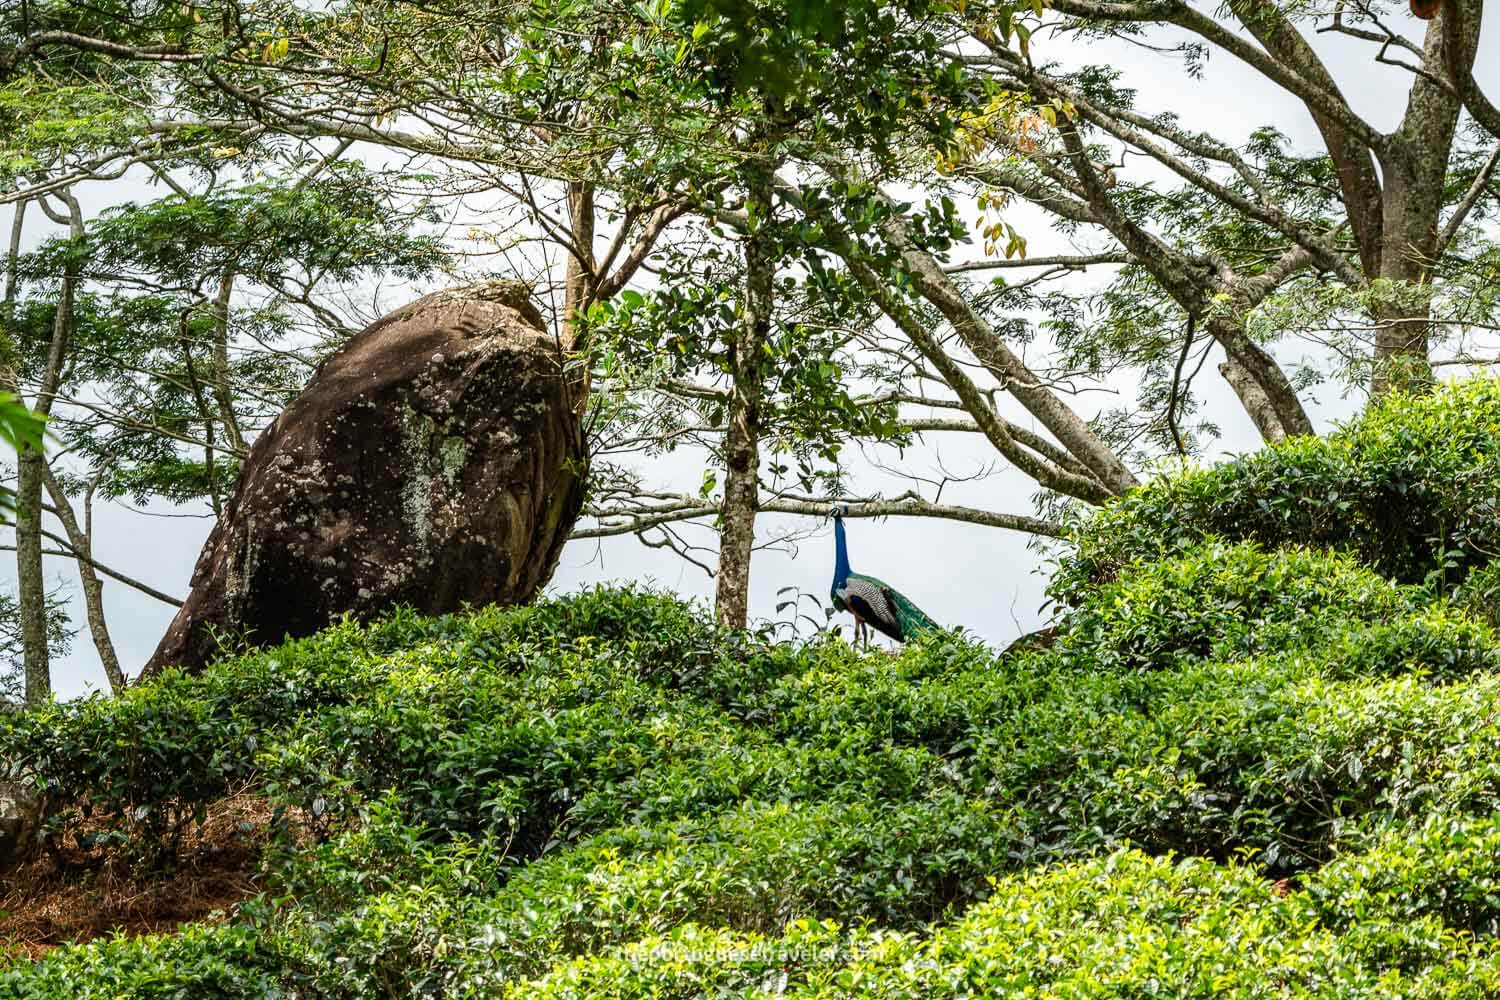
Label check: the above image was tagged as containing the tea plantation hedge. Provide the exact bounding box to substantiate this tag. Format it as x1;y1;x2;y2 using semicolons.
10;380;1500;996
1051;379;1500;604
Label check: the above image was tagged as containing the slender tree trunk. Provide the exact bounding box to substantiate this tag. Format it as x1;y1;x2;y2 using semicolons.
3;199;45;705
561;181;596;349
561;180;597;425
16;290;64;706
15;454;47;704
715;176;771;630
15;191;83;705
42;468;124;693
2;200;23;312
179;310;222;515
211;270;246;455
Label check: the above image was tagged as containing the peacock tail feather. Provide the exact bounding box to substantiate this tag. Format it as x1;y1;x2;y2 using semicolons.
888;585;939;641
847;571;939;642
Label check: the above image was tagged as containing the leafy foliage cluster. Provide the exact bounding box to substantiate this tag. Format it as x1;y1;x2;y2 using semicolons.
6;161;448;510
1053;378;1500;605
12;383;1500;993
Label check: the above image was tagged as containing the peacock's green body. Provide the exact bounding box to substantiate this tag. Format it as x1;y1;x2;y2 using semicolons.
829;509;939;644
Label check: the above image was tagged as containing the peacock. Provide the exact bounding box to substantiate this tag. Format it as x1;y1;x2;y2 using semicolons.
828;505;940;645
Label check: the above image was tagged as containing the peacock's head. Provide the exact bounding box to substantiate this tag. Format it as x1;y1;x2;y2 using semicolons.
829;503;850;520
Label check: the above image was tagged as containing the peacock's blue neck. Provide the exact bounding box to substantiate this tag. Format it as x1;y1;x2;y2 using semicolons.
833;516;852;588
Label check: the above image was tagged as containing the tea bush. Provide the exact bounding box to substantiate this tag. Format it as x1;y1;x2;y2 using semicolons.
13;384;1500;995
506;850;1500;998
0;924;290;999
11;565;1500;995
1057;541;1421;670
1052;378;1500;605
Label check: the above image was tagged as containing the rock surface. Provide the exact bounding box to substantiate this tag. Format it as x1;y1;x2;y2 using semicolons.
144;281;585;675
0;778;39;869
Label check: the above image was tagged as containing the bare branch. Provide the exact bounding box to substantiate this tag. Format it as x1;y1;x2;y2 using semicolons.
23;528;183;606
943;251;1129;273
577;491;1064;539
595;199;695;302
1;29;197;75
1436;142;1500;257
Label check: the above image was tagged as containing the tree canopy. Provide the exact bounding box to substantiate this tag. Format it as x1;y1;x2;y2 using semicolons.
1;0;1499;689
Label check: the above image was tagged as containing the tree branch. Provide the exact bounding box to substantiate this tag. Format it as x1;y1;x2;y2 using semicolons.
21;528;183;606
943;251;1129;273
1435;142;1500;258
577;491;1064;539
1;29;196;77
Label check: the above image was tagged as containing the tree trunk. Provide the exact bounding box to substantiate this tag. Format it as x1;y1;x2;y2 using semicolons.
210;270;246;455
1369;287;1433;397
715;177;771;630
1366;12;1475;396
562;181;596;348
561;181;597;422
1;200;45;704
15;452;47;705
1370;141;1443;396
2;199;23;307
11;191;81;705
42;468;124;694
178;310;221;516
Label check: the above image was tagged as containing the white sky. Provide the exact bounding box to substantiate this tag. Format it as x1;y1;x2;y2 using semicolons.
5;7;1499;698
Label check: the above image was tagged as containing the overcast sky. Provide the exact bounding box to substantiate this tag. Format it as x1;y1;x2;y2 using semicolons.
5;8;1498;698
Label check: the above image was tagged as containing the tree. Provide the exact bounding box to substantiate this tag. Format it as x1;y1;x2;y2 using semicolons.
939;0;1496;399
581;188;917;626
8;0;1499;651
547;0;1022;626
1;0;707;659
675;0;1500;517
1;186;83;701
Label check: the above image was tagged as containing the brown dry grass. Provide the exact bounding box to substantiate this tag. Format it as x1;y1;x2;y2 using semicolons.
0;792;285;959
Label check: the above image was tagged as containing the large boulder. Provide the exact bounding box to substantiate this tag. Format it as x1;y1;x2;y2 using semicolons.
144;280;586;675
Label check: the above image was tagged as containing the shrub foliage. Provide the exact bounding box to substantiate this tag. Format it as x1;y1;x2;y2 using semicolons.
1052;379;1500;604
10;380;1500;995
